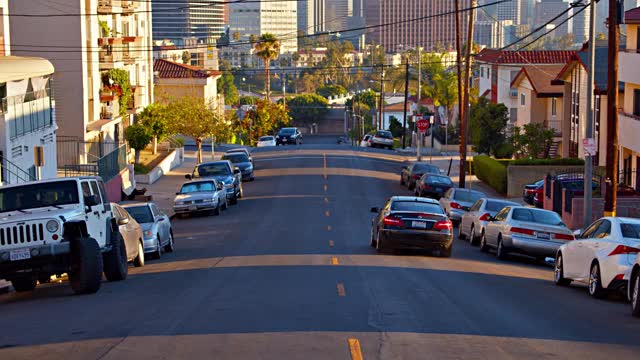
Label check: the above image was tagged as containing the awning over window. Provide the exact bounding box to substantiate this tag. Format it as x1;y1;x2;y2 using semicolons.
0;56;55;83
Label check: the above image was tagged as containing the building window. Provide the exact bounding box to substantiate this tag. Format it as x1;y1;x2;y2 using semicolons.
551;98;557;116
634;89;640;116
520;93;525;106
509;108;517;123
486;68;490;79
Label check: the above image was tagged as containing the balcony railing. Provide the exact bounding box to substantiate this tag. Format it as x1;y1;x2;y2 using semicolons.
544;119;562;136
121;0;139;14
97;0;122;14
1;86;54;140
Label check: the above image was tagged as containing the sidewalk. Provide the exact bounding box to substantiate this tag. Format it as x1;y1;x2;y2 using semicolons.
142;151;198;218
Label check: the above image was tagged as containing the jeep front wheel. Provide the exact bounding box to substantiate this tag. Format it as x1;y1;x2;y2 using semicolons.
11;276;37;292
69;237;103;294
103;232;128;282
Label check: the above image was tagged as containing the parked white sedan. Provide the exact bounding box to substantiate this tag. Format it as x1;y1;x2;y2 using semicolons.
459;198;519;245
257;136;276;147
555;217;640;298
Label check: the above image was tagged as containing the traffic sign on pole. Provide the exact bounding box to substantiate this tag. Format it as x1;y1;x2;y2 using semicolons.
416;115;429;134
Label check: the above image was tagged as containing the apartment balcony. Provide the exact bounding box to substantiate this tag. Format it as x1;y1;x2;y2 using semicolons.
99;98;120;121
619;50;640;85
619;110;640;154
127;85;146;112
97;0;122;14
544;119;562;137
121;0;140;14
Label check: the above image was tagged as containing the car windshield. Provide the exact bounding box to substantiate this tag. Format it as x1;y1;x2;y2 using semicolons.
486;200;515;212
512;208;564;226
426;175;453;185
0;180;79;213
259;136;274;141
453;190;484;202
180;182;215;194
222;153;249;163
124;206;154;223
196;163;230;177
413;164;439;174
376;131;393;139
620;223;640;238
279;128;295;135
391;201;444;214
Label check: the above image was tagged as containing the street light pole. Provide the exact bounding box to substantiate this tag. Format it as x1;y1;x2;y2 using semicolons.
604;0;620;216
584;0;597;227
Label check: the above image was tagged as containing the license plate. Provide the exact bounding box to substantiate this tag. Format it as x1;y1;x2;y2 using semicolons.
188;205;198;211
537;232;550;240
411;221;427;229
283;139;288;142
10;248;31;261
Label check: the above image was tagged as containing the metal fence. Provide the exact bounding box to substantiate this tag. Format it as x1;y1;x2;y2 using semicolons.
97;145;127;181
57;136;127;182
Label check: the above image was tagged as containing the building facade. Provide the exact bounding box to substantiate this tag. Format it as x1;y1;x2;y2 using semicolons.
496;0;521;24
535;0;571;38
475;20;513;49
378;0;470;53
229;1;298;53
152;0;225;45
0;0;57;184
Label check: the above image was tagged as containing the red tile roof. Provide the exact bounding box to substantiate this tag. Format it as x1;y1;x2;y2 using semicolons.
626;7;640;23
153;59;210;79
475;48;577;65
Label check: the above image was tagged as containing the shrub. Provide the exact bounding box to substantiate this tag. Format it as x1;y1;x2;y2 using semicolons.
494;142;514;159
510;158;585;166
473;155;507;194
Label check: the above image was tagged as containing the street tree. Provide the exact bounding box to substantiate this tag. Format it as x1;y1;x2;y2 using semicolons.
138;103;171;155
218;60;239;105
243;99;290;145
124;124;152;164
469;97;509;156
316;85;347;98
254;33;281;101
285;94;329;124
166;96;225;163
511;123;556;159
182;51;190;65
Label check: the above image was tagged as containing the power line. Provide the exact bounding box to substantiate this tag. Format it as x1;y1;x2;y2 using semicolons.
515;3;590;51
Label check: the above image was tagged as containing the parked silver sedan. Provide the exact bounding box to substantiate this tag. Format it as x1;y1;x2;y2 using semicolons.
122;202;174;260
173;179;228;216
111;203;145;267
439;188;486;226
459;198;519;245
481;206;574;261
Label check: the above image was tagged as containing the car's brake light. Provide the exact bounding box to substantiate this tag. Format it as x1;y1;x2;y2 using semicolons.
510;227;535;236
383;216;403;227
422;184;431;190
434;220;453;231
613;274;625;281
479;213;491;221
450;202;462;209
553;233;575;241
608;245;640;256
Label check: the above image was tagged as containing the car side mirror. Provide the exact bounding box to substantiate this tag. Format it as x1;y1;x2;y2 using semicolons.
573;229;582;238
84;195;99;208
185;174;192;180
370;207;379;213
217;184;224;190
233;167;241;174
117;217;130;226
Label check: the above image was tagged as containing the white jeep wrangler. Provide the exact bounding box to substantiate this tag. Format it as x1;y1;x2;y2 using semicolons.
0;177;129;294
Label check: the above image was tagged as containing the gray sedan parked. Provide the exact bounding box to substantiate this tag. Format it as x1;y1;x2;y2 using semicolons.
481;206;574;261
174;179;228;216
122;202;174;259
439;188;486;226
459;198;519;245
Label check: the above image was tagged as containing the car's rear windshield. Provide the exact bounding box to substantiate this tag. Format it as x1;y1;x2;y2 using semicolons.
512;208;564;226
125;206;153;223
222;153;249;163
0;180;79;213
259;136;274;141
414;164;439;174
279;128;295;134
426;175;453;185
196;163;230;176
621;223;640;238
486;200;515;212
180;181;215;194
453;190;484;202
376;131;393;139
391;201;444;214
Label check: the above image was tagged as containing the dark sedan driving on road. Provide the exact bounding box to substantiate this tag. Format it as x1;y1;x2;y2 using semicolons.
415;174;455;199
370;196;453;257
400;162;442;190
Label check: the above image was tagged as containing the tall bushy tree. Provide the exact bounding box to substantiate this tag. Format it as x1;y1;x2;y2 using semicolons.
243;99;290;145
285;94;329;124
470;97;509;156
124;124;152;164
138;103;171;155
218;60;239;105
512;123;556;159
254;33;281;101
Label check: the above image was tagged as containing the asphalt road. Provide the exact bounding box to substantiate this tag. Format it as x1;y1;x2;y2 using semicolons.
1;141;639;359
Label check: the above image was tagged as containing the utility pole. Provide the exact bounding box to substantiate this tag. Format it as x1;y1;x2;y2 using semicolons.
402;57;410;149
459;0;475;189
379;66;385;130
604;0;619;217
418;46;423;161
282;72;287;107
455;0;464;182
584;0;597;227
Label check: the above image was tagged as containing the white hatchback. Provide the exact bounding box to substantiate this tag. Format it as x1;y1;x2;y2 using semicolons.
257;136;276;147
554;217;640;298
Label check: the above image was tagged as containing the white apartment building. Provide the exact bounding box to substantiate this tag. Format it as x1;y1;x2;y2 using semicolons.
0;0;57;184
9;0;153;173
229;1;298;54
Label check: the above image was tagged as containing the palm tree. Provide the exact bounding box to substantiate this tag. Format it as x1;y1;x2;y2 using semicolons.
254;33;280;101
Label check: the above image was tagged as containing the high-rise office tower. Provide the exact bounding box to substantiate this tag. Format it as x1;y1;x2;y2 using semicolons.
496;0;521;24
152;0;226;45
325;0;353;32
298;0;326;35
535;0;571;37
229;1;298;53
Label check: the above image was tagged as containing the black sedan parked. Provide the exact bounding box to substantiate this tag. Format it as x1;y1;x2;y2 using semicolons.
276;127;303;145
370;196;453;257
415;174;455;199
400;162;442;190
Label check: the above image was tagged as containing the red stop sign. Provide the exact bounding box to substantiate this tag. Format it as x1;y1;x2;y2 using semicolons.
416;118;429;133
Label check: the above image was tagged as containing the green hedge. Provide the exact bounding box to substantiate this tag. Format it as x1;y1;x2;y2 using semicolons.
473;155;507;194
510;158;585;166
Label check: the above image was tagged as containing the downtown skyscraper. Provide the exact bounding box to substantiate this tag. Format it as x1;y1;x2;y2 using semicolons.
152;0;226;45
